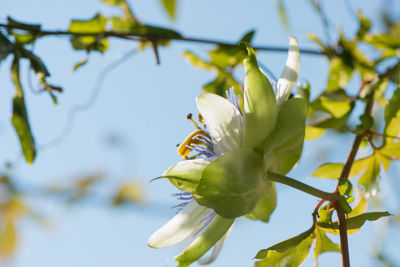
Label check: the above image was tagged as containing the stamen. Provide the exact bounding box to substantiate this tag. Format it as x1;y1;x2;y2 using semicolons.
193;134;214;149
187;113;201;129
226;87;243;116
187;144;216;158
177;129;204;159
198;113;204;124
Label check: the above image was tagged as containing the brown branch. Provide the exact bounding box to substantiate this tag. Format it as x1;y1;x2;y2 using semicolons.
335;201;351;267
0;23;324;55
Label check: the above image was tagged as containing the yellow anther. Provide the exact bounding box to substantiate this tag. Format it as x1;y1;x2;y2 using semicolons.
198;113;204;124
177;129;204;159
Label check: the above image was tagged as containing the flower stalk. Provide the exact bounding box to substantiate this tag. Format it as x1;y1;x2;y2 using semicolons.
266;172;339;202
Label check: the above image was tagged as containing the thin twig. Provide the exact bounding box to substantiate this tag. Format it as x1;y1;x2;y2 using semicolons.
0;23;324;55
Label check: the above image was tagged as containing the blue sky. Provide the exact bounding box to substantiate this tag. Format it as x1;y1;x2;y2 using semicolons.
1;0;399;266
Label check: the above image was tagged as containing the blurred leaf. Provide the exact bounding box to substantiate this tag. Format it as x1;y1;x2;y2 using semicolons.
73;58;89;72
308;33;330;54
0;219;17;259
160;0;176;20
358;156;380;192
311;90;353;118
381;141;400;159
182;51;215;71
354;114;373;134
6;17;41;44
101;0;125;5
312;156;371;179
68;14;109;52
0;32;14;62
356;11;371;39
112;183;143;206
347;189;367;217
255;226;315;267
313;226;340;266
305;126;325;140
384;86;400;145
319;211;391;235
11;57;36;164
277;0;289;30
327;56;354;91
20;49;50;77
245;181;276;222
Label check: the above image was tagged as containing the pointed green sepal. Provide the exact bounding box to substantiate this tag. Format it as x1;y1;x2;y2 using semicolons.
263;97;307;174
175;215;234;266
163;159;209;193
194;149;264;218
242;42;277;149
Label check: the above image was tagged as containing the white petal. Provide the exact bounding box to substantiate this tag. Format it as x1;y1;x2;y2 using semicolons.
276;37;300;107
196;93;244;154
147;201;213;248
197;224;233;265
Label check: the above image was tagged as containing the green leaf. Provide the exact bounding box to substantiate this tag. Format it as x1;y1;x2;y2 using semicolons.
11;57;36;164
312;156;371;179
160;0;176;20
255;226;315;267
20;49;50;77
347;189;367;217
208;30;255;69
354;114;373;134
313;226;340;266
263;98;308;174
68;14;109;52
194;149;264;218
182;51;215;71
384;86;400;145
381;141;400;159
318;206;334;225
338;195;352;214
202;72;241;97
338;177;353;196
245;181;276;222
319;211;391;234
311;89;353;118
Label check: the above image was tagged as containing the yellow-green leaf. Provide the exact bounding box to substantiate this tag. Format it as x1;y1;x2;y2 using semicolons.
255;226;315;267
0;219;18;259
305;126;325;140
160;0;176;20
312;156;371;179
313;226;340;266
11;57;36;164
